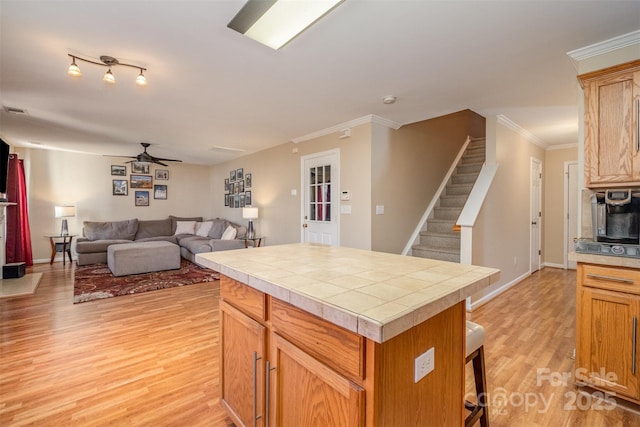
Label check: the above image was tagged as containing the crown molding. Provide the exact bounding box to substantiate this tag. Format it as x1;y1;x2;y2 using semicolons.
291;114;401;144
546;142;578;151
567;30;640;62
496;115;547;149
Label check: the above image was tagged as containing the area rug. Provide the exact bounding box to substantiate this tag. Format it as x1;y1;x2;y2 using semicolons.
74;259;219;303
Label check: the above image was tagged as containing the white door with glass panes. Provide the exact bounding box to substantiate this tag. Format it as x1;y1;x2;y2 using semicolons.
301;150;339;245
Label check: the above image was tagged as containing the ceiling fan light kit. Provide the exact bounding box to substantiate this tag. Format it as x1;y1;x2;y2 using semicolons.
67;54;147;86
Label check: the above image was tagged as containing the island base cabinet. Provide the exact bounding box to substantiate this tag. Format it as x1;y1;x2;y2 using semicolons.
269;333;365;426
220;300;266;427
576;263;640;402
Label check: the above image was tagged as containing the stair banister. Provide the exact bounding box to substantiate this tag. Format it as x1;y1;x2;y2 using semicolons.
457;163;499;264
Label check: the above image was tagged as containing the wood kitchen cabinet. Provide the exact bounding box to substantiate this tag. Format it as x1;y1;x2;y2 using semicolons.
579;59;640;188
576;263;640;402
218;274;465;427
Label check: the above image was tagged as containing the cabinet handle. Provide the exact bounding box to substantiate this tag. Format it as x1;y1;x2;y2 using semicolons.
265;361;275;427
253;352;263;426
636;98;640;153
586;274;635;284
633;317;637;375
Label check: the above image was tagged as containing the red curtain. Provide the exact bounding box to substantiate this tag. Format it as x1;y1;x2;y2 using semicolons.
6;154;33;266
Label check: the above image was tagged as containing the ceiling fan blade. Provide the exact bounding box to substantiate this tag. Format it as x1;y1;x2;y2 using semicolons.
152;157;183;162
153;160;169;167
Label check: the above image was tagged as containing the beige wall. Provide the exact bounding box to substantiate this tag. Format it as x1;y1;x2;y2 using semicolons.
16;147;213;262
543;147;578;266
210;123;372;249
471;121;545;301
371;110;485;253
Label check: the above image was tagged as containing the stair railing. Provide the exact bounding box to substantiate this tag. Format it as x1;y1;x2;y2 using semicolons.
402;136;471;256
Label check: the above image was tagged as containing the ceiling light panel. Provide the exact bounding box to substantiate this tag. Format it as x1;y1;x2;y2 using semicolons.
228;0;344;50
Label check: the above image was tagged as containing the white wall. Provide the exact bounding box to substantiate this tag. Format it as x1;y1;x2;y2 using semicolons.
16;147;213;263
471;120;545;303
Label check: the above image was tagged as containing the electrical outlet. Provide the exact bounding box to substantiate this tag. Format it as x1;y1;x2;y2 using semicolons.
414;347;435;383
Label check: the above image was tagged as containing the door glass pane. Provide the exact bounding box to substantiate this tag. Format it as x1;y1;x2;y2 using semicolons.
325;165;331;183
310;204;316;221
310;168;316;185
325;184;331;202
326;204;331;221
310;186;316;202
318;167;324;183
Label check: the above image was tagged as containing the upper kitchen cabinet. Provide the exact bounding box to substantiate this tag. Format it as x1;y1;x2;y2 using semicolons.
579;60;640;188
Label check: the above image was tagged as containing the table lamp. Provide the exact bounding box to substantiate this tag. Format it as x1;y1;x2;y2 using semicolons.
54;205;76;236
242;207;259;239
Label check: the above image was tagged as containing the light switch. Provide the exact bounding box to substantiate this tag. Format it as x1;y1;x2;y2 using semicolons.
376;205;385;215
341;205;352;214
291;189;297;196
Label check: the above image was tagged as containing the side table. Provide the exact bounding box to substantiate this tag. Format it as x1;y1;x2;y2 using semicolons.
244;236;264;248
47;234;76;265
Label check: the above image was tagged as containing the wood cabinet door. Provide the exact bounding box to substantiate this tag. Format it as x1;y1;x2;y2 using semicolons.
577;287;640;399
583;68;640;186
269;333;364;427
220;300;266;427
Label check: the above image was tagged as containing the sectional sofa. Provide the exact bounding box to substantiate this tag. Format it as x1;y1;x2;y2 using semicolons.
75;215;247;266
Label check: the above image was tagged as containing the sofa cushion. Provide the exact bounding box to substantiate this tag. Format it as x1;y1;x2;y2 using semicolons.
135;235;178;244
221;225;237;240
84;219;138;241
135;219;172;240
175;221;197;235
75;239;133;254
208;218;227;239
170;215;203;234
178;236;213;254
195;221;213;237
210;239;246;251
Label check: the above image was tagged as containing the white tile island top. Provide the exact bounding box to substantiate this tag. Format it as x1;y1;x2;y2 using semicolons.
196;243;500;343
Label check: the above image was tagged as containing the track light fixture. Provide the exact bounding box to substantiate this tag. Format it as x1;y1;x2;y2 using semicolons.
67;54;148;86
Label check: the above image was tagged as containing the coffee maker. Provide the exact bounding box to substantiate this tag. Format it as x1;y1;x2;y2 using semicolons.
592;189;640;244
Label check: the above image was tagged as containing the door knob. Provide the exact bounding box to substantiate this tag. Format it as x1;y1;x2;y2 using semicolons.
303;224;308;228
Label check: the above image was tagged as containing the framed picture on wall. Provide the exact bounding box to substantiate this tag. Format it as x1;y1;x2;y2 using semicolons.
238;180;244;193
224;178;230;192
245;191;252;206
155;169;169;180
236;168;244;180
130;174;153;189
234;195;240;208
113;179;128;196
135;191;150;206
225;194;230;207
131;162;150;174
230;170;236;182
240;194;245;208
245;173;252;188
154;184;167;200
111;165;126;176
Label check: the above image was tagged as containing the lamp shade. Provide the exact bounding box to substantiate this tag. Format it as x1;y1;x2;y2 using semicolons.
54;205;76;218
242;207;259;220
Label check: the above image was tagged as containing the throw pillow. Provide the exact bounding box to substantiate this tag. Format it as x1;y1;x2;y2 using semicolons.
221;225;237;240
195;221;213;237
174;221;196;235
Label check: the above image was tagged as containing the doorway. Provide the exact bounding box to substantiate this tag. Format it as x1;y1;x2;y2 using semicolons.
564;161;579;270
530;158;542;273
301;150;340;245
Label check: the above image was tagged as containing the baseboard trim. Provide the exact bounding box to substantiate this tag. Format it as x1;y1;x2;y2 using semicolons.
543;262;564;269
32;256;76;265
467;270;530;312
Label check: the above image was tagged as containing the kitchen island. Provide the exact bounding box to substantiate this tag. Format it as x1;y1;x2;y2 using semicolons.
197;243;500;426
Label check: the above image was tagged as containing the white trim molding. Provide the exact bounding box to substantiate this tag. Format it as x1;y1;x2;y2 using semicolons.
567;30;640;62
497;115;547;149
467;270;530;312
546;143;578;151
291;114;401;144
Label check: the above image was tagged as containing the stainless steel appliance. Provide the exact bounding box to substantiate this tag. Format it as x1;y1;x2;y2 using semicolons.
591;189;640;244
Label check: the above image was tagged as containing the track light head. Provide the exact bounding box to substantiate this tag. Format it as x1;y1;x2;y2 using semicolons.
136;69;147;86
103;69;115;84
68;56;82;77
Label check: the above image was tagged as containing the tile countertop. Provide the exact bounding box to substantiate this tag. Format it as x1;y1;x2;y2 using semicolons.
569;251;640;269
196;243;500;344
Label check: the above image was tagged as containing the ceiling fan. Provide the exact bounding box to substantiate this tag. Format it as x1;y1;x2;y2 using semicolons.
119;142;182;167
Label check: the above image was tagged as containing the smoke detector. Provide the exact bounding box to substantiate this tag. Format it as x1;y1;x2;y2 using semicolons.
382;96;396;105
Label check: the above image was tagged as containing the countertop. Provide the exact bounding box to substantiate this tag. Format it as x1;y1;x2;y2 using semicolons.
196;243;500;343
569;251;640;269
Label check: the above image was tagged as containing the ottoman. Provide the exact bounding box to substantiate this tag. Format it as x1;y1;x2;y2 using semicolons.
107;241;181;277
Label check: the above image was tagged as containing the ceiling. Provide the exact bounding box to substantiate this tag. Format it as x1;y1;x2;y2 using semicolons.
1;1;639;165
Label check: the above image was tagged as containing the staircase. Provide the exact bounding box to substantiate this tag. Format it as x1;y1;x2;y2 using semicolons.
411;138;486;262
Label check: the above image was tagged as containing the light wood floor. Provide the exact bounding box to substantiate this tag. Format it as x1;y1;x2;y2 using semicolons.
1;263;640;426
